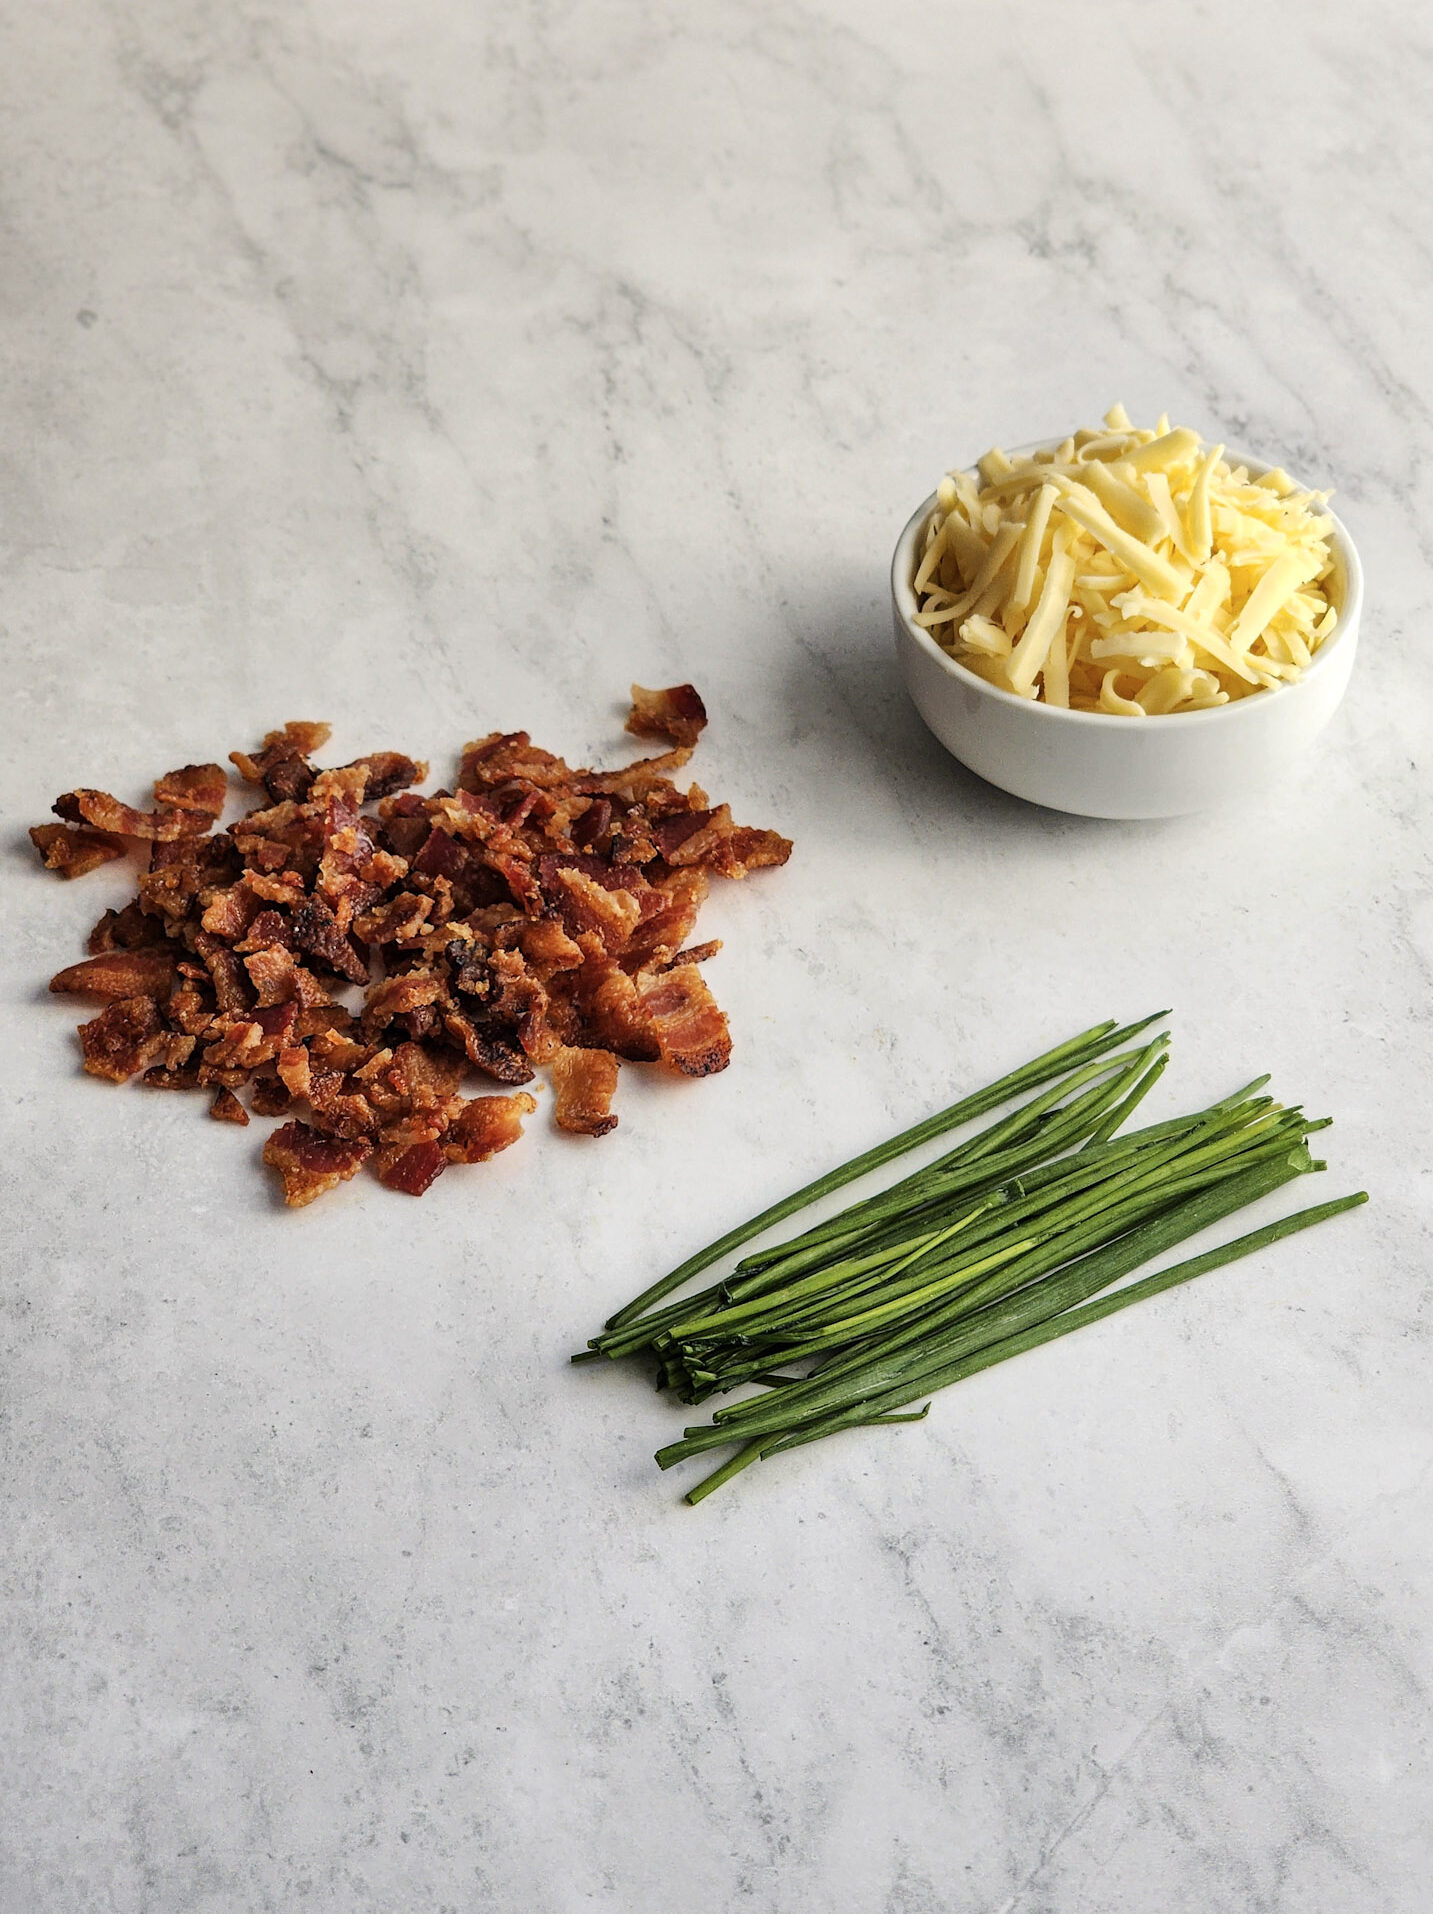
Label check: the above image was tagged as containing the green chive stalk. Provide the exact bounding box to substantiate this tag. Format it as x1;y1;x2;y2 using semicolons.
575;1017;1366;1504
603;1013;1170;1329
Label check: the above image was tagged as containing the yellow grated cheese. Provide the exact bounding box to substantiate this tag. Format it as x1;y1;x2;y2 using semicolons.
914;408;1339;716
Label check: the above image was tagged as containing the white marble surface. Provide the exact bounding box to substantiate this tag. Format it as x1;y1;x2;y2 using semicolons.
3;2;1431;1908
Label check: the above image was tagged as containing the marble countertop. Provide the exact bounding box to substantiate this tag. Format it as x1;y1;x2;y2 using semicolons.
4;3;1430;1909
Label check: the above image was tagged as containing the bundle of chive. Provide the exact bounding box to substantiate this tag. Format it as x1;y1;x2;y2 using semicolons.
577;1016;1366;1504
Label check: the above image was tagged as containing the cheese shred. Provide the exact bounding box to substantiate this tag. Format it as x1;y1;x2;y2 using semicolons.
914;408;1339;715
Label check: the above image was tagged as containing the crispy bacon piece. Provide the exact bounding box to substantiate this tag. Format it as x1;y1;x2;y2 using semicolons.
444;1092;537;1162
249;1073;292;1117
234;909;293;954
50;948;177;1000
374;1040;467;1109
443;1009;537;1084
553;867;644;952
637;963;732;1077
153;763;227;823
263;1121;373;1207
342;752;427;800
88;901;167;954
364;971;446;1035
626;683;708;749
622;868;709;968
201;1006;296;1074
376;1128;448;1196
242;946;312;1008
575;953;661;1063
143;1054;202;1091
243;871;306;907
459;732;573;792
30;822;127;878
231;722;332;804
721;826;793;876
353;890;432;947
200;883;262;942
36;694;786;1198
291;896;369;984
306;1075;380;1142
572;748;693;802
551;1046;619;1136
53;789;192;842
517;917;583;976
192;932;251;1014
78;997;167;1081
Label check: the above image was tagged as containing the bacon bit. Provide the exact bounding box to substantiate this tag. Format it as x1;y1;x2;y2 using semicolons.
444;1092;537;1163
88;901;167;954
210;1086;249;1124
54;789;191;842
293;1004;354;1040
376;1133;448;1196
443;1009;537;1083
518;918;583;976
231;721;332;779
551;1046;620;1136
364;972;445;1035
386;1041;466;1104
78;997;167;1081
353;890;433;947
50;948;177;1000
655;804;742;869
153;763;228;822
156;1033;197;1073
243;946;302;1007
143;1056;202;1091
722;825;794;877
167;979;216;1037
249;1074;292;1117
572;746;694;801
202;1017;277;1075
192;932;251;1014
342;752;428;800
276;1045;312;1102
411;825;472;885
200;884;262;941
459;732;573;791
578;955;662;1063
253;1003;300;1047
307;1029;370;1075
263;1121;373;1206
234;909;294;954
571;796;612;849
137;865;201;931
626;682;708;748
291;896;369;984
30;822;127;878
624;868;709;966
637;963;732;1077
36;697;787;1201
244;871;307;907
554;867;644;952
306;1074;380;1141
230;721;332;804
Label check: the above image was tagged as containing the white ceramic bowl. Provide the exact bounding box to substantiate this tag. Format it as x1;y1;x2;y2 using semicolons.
891;442;1363;819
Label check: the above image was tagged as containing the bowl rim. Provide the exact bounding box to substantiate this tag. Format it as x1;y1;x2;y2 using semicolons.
891;437;1364;730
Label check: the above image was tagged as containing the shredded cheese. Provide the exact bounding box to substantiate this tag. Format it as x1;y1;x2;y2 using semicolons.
914;407;1339;715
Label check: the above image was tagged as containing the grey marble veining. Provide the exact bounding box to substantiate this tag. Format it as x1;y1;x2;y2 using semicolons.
3;2;1431;1909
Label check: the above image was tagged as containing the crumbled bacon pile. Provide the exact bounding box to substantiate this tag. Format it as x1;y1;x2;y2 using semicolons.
34;689;791;1205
